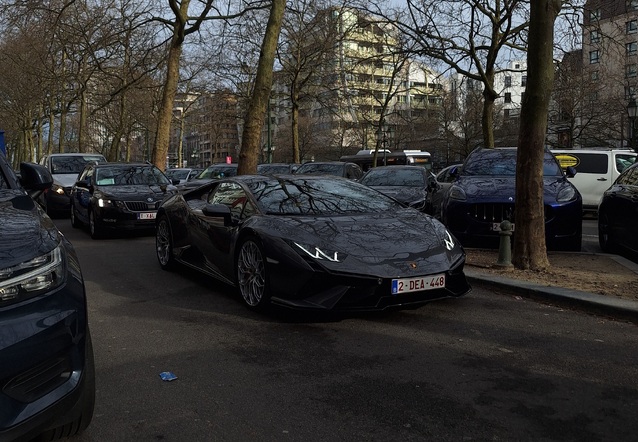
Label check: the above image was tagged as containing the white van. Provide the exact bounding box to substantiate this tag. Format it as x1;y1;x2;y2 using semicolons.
551;148;637;212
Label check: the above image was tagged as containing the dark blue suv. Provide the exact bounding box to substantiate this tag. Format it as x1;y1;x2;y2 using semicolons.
0;154;94;441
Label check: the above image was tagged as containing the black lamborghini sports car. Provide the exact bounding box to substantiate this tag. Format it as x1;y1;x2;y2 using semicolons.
155;174;471;312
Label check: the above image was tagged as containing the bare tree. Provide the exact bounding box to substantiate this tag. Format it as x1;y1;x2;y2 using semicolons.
513;0;564;270
150;0;268;170
238;0;286;175
370;0;528;149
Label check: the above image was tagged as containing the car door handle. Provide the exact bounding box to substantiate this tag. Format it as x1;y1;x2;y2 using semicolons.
597;177;607;181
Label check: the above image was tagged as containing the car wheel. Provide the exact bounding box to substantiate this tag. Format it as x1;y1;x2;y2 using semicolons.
598;211;616;253
156;215;176;271
235;236;270;310
88;209;103;240
35;330;95;441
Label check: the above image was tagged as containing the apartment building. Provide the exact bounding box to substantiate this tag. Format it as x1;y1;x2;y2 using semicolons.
578;0;638;147
270;8;446;162
183;91;241;168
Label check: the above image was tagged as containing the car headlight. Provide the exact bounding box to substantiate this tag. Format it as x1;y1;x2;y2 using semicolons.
448;185;467;201
0;243;66;304
556;186;577;202
293;242;345;263
52;183;65;195
98;198;125;208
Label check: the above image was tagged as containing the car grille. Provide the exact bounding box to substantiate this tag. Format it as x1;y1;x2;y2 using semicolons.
468;203;552;222
125;201;160;211
469;203;515;222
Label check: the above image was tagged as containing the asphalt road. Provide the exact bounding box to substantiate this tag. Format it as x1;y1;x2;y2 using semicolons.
581;218;599;253
53;218;638;442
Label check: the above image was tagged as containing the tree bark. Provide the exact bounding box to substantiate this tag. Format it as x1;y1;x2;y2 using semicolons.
513;0;563;270
152;0;189;171
238;0;286;175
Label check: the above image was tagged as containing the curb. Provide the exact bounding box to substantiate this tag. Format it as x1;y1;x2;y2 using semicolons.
465;268;638;324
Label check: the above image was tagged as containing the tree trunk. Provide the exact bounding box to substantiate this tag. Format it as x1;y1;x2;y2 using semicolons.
513;0;563;270
78;85;87;153
47;96;55;156
152;0;189;171
237;0;286;175
291;85;300;164
482;71;497;148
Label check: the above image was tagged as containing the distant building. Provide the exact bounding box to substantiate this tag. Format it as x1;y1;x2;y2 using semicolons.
183;91;241;167
577;0;638;147
270;7;446;162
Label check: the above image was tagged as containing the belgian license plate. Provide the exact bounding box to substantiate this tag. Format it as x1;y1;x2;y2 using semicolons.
138;212;156;220
391;274;446;295
492;222;515;231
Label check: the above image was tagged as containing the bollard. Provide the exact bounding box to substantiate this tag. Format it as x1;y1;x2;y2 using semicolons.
495;220;513;267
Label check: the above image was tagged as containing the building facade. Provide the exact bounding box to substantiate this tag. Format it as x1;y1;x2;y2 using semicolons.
576;0;638;147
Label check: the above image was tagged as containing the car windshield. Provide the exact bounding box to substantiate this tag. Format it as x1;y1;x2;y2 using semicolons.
295;163;343;175
462;149;562;177
197;165;237;179
258;164;293;174
95;165;170;186
360;168;425;186
52;155;106;174
248;177;401;215
166;169;189;180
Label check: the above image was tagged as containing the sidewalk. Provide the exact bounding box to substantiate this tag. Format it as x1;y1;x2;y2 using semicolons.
464;253;638;324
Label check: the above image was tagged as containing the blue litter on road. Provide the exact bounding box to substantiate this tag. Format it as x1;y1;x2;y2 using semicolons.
159;371;178;381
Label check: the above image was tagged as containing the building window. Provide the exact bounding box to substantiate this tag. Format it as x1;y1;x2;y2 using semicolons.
504;92;512;103
625;86;637;99
504;76;512;87
589;50;600;63
626;64;638;78
590;8;601;20
504;109;510;118
627;20;638;33
521;75;527;87
591;70;599;81
590;30;601;43
628;42;638;55
628;0;638;11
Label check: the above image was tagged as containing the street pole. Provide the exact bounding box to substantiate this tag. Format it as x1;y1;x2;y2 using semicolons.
627;96;637;151
267;98;272;163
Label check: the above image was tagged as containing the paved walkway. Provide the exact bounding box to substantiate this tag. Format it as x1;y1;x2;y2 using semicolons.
465;254;638;324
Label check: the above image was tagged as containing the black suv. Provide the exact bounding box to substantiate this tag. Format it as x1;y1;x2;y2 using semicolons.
0;154;94;440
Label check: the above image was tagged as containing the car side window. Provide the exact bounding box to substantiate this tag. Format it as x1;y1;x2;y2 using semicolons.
208;182;255;220
573;153;608;174
616;154;636;173
619;167;638;186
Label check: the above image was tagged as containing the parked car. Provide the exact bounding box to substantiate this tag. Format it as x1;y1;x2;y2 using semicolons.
70;162;178;239
598;161;638;254
177;163;238;191
155;175;470;312
429;163;463;219
257;163;298;174
37;152;107;217
552;148;637;213
165;167;203;184
358;165;435;213
294;161;363;180
439;147;582;251
0;154;95;441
